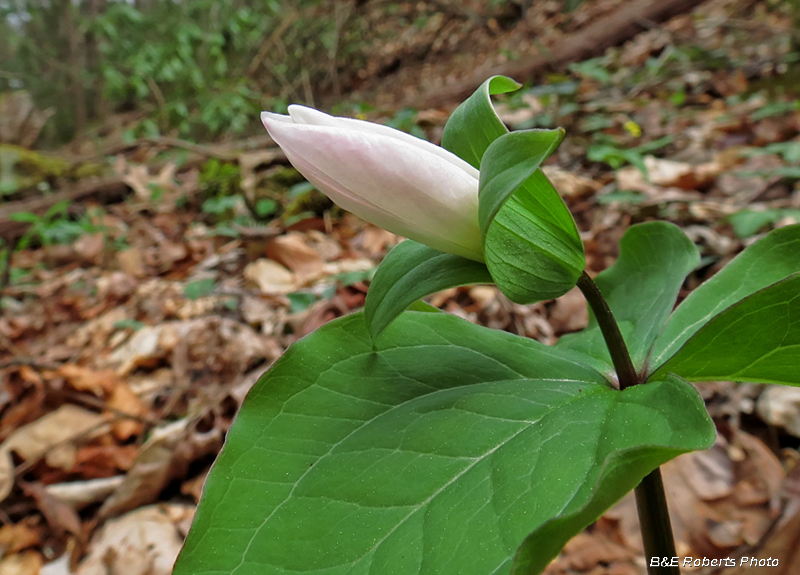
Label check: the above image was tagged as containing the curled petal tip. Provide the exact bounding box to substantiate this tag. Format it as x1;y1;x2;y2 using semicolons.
260;111;291;131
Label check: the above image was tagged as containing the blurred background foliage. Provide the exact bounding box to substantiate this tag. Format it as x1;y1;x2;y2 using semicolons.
0;0;534;144
0;0;371;142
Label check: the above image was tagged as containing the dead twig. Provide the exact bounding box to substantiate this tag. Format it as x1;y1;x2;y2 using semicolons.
64;391;162;428
0;357;62;370
0;238;10;298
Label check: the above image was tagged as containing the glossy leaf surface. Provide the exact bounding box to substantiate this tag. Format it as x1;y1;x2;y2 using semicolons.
651;273;800;385
175;312;714;575
510;374;712;574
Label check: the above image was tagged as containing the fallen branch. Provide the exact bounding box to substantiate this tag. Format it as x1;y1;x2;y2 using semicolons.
411;0;707;109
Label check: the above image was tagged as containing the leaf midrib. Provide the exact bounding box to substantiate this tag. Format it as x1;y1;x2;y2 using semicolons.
233;379;607;574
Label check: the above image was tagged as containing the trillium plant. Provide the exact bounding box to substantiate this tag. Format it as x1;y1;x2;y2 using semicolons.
174;77;800;575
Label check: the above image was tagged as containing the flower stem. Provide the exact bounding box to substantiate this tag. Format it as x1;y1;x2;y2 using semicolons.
575;271;637;390
575;271;679;575
636;468;679;574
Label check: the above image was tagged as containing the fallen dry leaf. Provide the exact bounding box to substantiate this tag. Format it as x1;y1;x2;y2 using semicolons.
321;257;374;277
45;476;125;511
543;165;601;198
239;294;285;335
0;521;41;554
549;286;589;334
731;431;784;510
38;553;72;575
266;232;325;284
72;444;138;479
545;530;639;575
57;365;118;396
117;161;181;207
179;466;210;503
105;383;145;440
150;240;188;274
305;229;343;260
77;504;192;575
0;405;108;501
20;482;82;539
104;317;271;377
0;383;46;442
0;551;42;575
98;418;221;519
352;226;398;257
116;248;146;278
105;325;164;376
616;155;720;193
72;234;105;266
244;258;296;295
0;450;12;504
757;386;800;438
607;432;783;562
718;504;800;574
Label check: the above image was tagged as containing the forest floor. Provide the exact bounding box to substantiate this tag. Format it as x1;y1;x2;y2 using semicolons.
1;0;800;573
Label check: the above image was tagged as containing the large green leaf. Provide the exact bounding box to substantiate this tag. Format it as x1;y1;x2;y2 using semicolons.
364;240;492;341
511;373;713;574
440;75;521;169
484;169;585;304
175;312;714;575
651;273;800;385
557;222;699;374
478;129;566;235
650;224;800;373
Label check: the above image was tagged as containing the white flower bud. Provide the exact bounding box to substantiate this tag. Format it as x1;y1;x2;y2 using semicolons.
262;106;483;262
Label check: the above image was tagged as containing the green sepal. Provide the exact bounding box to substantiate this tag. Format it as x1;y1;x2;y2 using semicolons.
483;168;585;304
364;240;492;341
651;273;800;385
441;75;521;169
478;128;566;236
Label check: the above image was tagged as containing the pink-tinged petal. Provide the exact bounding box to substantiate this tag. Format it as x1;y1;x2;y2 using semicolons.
260;111;293;124
283;106;480;179
262;114;483;261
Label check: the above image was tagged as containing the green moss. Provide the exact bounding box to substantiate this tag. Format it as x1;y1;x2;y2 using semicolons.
0;144;71;194
71;161;107;179
199;159;241;197
264;165;303;187
282;186;334;220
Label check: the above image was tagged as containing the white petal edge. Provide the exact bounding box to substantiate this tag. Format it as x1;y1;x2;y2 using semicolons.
282;105;480;179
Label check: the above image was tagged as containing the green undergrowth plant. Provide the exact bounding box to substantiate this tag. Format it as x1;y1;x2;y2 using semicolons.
175;77;800;575
10;201;107;250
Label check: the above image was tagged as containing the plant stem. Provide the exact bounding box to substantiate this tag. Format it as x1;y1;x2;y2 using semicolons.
575;272;637;390
575;271;680;575
636;468;679;574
